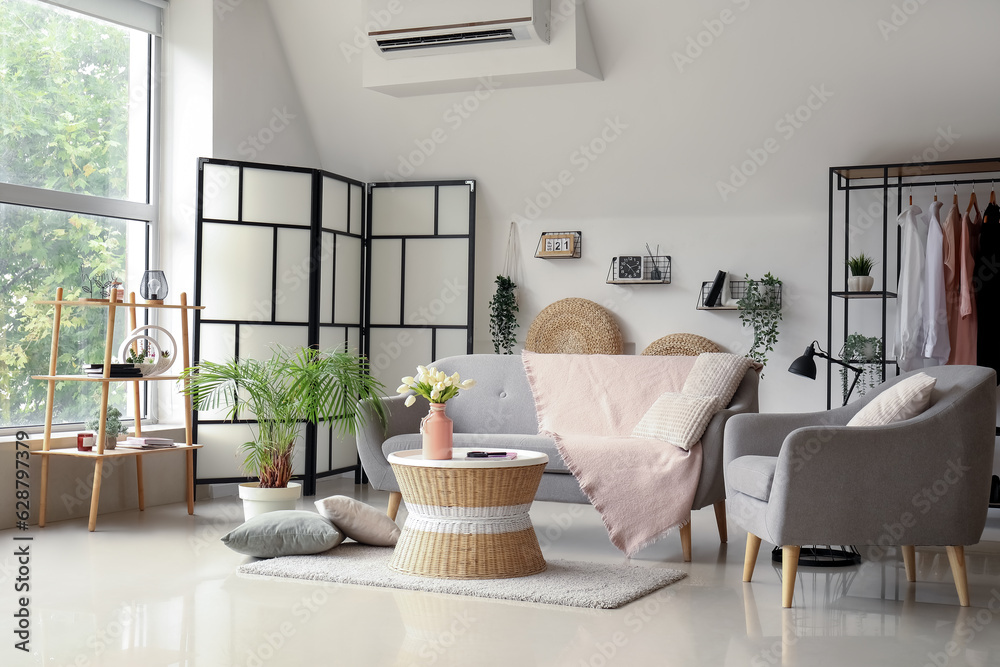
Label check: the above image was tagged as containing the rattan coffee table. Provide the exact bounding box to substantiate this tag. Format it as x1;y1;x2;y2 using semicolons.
387;448;548;579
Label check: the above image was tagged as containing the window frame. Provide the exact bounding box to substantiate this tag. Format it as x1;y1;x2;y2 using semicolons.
0;3;162;435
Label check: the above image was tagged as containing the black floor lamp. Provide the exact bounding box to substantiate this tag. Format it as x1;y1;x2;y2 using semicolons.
788;341;864;407
772;341;865;567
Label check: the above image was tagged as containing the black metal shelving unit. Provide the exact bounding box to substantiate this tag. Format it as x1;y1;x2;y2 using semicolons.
827;157;1000;409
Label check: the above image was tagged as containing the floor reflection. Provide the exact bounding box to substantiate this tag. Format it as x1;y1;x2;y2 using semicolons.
731;547;1000;667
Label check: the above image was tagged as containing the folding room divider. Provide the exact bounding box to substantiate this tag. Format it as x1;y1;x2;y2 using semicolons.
194;158;475;495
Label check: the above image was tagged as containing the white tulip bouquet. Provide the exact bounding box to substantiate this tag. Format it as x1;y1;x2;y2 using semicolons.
398;365;475;407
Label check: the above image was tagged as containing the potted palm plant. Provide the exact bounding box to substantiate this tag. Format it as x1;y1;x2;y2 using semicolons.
180;346;386;520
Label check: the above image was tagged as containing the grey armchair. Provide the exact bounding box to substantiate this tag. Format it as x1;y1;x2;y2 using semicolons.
724;365;996;608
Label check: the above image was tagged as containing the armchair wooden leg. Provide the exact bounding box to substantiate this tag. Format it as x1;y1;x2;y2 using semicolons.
714;500;728;543
387;492;402;521
901;545;916;583
946;546;970;607
680;522;692;562
743;533;762;582
782;546;800;608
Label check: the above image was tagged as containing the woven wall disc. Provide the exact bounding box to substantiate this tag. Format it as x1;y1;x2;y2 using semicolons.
641;333;720;357
525;298;623;355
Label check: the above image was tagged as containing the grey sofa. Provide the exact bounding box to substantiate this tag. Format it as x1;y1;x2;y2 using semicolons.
724;365;996;607
357;353;760;560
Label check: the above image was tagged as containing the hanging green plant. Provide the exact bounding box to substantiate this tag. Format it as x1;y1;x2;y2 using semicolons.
737;272;782;369
488;275;519;354
839;333;883;401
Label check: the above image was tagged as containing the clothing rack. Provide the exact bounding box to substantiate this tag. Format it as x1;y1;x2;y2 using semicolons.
828;157;1000;413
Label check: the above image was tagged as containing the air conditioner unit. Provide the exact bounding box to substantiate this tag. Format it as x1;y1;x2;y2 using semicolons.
367;0;550;59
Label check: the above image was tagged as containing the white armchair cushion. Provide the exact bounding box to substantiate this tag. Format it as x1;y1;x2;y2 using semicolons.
847;372;936;427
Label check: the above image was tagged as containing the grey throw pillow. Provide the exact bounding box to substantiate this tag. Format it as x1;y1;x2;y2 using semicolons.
221;510;344;558
315;495;401;546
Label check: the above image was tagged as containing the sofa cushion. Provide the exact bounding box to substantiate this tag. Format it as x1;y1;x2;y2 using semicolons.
382;433;570;474
682;353;757;410
221;510;344;558
314;496;400;546
847;372;936;427
727;455;777;502
631;392;717;451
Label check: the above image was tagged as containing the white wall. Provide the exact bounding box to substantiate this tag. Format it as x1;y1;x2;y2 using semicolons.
159;0;214;426
256;0;1000;412
213;0;320;167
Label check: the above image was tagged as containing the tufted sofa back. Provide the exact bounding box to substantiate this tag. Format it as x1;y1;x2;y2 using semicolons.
430;354;539;435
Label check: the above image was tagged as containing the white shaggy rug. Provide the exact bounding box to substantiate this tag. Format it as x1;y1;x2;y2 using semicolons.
238;544;686;609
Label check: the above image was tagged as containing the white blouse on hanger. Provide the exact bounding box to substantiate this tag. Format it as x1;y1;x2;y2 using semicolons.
894;204;928;371
923;200;950;365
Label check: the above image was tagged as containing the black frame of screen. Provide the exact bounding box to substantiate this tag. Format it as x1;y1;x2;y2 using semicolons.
194;158;366;496
194;160;477;496
364;180;477;365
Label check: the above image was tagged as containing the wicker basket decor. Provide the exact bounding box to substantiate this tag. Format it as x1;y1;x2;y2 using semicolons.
641;333;721;357
525;298;623;355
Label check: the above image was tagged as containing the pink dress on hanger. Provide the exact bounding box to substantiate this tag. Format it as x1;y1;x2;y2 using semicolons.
942;202;976;365
956;207;981;364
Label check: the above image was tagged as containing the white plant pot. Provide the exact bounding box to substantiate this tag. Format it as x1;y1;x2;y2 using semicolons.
238;482;302;521
848;275;874;292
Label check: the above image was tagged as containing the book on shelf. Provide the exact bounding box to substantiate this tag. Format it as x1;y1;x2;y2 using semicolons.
83;363;141;377
704;270;727;307
120;436;176;449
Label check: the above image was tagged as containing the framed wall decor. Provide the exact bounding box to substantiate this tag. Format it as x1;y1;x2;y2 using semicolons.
534;231;582;259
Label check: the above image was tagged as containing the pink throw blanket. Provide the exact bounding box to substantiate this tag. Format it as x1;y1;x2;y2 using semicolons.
522;352;702;556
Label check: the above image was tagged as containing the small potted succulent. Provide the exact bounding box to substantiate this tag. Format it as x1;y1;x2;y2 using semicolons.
847;253;876;292
86;406;128;450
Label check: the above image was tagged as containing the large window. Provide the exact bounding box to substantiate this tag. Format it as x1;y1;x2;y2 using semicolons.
0;0;159;430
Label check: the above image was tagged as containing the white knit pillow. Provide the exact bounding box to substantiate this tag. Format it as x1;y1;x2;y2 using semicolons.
847;373;936;427
631;392;717;451
682;353;755;411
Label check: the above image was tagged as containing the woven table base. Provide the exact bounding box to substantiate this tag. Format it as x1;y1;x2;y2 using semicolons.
390;527;546;579
390;461;547;579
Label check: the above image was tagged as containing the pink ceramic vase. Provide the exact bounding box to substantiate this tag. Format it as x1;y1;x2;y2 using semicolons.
421;403;453;460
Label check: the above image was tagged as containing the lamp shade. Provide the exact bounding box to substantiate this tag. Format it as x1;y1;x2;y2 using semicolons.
788;344;818;380
140;270;168;302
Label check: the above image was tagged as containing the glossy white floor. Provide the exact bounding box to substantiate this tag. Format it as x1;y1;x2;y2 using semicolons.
5;476;1000;667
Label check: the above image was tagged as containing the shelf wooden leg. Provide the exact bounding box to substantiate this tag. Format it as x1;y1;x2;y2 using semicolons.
136;455;145;511
714;500;728;543
744;532;762;582
680;521;692;562
901;545;916;583
186;450;195;515
39;456;49;528
387;492;402;521
782;546;801;608
89;460;104;532
947;546;970;607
